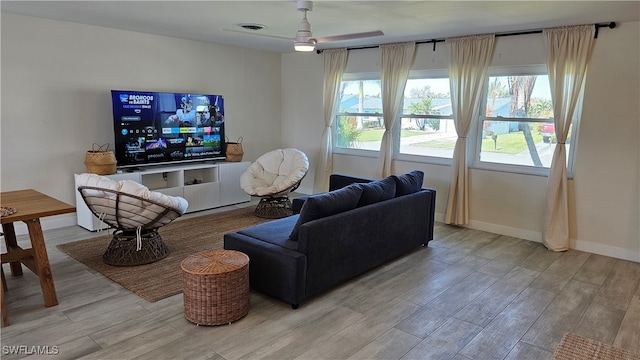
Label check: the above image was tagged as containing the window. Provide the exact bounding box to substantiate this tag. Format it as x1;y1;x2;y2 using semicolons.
399;77;454;160
334;66;581;177
334;79;383;153
474;67;578;175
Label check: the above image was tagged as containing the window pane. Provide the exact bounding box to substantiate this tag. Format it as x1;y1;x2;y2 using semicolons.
336;79;383;151
335;115;384;150
401;78;454;158
399;117;456;158
484;75;553;118
339;80;382;114
479;120;571;167
404;79;452;116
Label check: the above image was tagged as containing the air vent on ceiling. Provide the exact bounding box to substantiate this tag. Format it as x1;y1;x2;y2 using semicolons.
239;24;266;31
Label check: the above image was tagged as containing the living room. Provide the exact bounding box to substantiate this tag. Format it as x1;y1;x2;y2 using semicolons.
2;2;638;262
1;2;639;358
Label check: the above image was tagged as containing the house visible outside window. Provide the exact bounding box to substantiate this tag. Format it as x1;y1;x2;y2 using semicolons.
473;66;579;176
334;66;581;177
398;77;454;162
334;78;383;155
334;75;456;161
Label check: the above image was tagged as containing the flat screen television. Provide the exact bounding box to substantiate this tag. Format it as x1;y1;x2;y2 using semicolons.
111;90;226;168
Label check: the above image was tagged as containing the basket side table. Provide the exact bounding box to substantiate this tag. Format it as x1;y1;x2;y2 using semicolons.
181;249;249;325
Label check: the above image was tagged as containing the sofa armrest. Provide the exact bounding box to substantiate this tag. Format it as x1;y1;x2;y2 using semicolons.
291;196;309;215
224;232;307;307
329;174;374;191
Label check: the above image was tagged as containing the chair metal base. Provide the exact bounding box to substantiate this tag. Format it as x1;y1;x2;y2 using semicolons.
255;197;292;219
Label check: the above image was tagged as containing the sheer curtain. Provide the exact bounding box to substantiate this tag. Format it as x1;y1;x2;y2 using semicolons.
542;25;595;251
378;42;416;177
444;34;495;225
313;48;349;193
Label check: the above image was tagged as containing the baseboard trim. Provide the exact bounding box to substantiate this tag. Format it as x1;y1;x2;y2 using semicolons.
467;219;543;243
435;213;542;243
572;239;640;263
435;212;638;263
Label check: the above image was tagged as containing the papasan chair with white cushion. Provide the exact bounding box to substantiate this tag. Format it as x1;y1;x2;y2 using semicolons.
240;148;309;218
75;173;189;266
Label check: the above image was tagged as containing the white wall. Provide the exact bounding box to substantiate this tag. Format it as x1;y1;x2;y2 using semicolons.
281;22;640;262
1;13;283;230
570;21;640;260
280;52;324;194
2;12;637;262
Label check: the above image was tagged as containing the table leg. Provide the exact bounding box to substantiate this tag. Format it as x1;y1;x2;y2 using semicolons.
25;219;58;307
1;268;7;327
1;224;23;276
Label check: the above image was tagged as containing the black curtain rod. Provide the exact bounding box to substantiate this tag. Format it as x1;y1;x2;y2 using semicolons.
316;21;616;54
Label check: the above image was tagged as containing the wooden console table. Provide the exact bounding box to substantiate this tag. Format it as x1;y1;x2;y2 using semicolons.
1;189;76;327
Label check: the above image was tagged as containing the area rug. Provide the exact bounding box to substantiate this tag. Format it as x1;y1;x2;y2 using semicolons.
552;333;640;360
57;206;271;302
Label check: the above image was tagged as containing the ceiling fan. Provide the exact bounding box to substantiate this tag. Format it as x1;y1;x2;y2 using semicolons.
224;0;384;52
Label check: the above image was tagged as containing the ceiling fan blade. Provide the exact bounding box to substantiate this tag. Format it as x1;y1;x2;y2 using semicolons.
220;27;294;41
313;30;384;43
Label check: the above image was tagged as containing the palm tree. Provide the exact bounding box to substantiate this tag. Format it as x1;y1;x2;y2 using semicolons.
508;76;543;167
408;99;439;130
409;85;432;99
487;78;508;116
529;99;553;118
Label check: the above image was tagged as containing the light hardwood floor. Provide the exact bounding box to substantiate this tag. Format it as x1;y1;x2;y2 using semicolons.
2;202;639;360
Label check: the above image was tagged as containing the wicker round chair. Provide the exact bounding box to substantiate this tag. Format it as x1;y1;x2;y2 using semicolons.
240;148;309;218
75;173;189;266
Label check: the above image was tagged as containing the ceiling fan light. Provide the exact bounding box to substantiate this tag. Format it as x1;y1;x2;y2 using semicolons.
294;41;315;52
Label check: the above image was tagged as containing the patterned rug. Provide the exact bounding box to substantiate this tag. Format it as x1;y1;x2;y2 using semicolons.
552;333;640;360
57;206;270;302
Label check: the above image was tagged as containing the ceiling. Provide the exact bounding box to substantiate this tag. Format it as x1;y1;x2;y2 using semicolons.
2;1;639;54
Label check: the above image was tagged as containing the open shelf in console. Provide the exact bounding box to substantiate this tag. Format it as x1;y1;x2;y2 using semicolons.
184;166;219;186
137;163;223;212
75;161;251;231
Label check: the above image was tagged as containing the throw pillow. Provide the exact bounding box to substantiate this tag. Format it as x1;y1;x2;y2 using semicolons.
357;177;396;207
392;170;424;197
288;183;363;241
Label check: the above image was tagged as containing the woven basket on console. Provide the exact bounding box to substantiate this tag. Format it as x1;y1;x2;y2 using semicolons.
84;143;117;175
225;137;244;162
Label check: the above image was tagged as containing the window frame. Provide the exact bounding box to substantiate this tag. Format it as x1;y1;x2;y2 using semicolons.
333;66;582;178
471;65;579;178
396;71;454;165
333;73;383;158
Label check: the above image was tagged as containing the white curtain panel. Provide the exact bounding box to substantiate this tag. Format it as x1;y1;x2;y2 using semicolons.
313;48;349;193
444;34;495;225
378;42;416;177
542;25;595;251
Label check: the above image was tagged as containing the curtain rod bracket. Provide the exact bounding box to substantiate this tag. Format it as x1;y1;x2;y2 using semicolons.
595;21;616;38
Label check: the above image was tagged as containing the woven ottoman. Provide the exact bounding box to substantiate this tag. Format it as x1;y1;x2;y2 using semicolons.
181;249;250;325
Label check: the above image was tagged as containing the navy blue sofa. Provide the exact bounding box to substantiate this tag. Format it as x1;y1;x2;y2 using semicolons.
223;171;436;309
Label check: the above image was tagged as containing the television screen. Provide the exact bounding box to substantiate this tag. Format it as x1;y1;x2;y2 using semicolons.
111;90;226;168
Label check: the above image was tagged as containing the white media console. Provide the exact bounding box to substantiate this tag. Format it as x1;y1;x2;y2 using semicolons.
75;161;250;231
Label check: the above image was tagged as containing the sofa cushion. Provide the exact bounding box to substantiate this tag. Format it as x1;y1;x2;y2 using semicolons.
237;215;300;251
357;177;396;207
288;183;363;241
392;170;424;197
